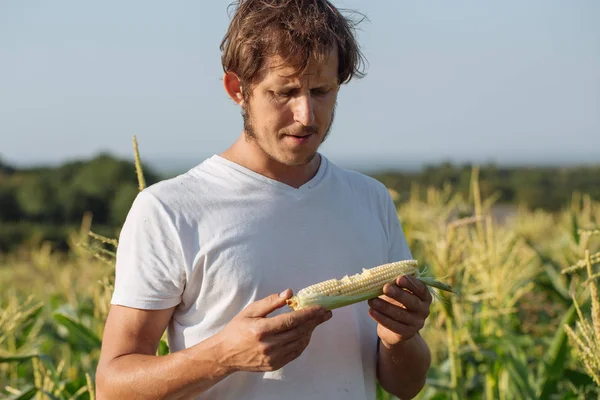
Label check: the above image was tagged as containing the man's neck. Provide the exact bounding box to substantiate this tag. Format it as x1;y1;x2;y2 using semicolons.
220;136;321;189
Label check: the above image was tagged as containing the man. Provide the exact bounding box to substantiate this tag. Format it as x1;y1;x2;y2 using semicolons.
96;1;433;399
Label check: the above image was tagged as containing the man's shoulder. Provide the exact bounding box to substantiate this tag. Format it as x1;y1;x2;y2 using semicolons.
136;157;219;211
143;170;197;202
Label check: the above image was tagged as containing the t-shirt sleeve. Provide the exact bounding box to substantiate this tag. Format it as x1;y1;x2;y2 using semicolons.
110;190;185;310
383;189;413;262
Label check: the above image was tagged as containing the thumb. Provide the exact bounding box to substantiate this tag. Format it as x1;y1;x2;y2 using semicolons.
242;289;293;318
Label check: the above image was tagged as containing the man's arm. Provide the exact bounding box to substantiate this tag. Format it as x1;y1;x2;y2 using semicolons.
367;276;433;399
95;305;233;400
376;334;431;399
95;290;332;400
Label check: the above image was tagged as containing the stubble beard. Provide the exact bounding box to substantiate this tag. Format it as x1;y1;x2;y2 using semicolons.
241;103;336;166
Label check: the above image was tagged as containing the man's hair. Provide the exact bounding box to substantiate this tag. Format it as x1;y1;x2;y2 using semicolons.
220;0;367;91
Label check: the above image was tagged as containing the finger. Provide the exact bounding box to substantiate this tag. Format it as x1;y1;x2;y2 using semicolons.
396;276;432;303
252;336;307;372
280;332;311;353
368;297;423;329
265;307;330;334
274;310;332;341
280;334;312;362
242;290;293;318
261;331;314;370
369;308;413;337
273;324;313;343
383;283;422;311
280;345;307;367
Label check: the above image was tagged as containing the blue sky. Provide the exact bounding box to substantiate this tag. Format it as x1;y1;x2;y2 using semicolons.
1;0;599;172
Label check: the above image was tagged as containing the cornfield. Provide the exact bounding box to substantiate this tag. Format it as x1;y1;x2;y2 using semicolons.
1;138;599;399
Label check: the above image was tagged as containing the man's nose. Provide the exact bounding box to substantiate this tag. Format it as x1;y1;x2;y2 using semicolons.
293;94;315;127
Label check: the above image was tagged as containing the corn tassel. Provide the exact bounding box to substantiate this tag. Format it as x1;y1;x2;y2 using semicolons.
286;259;456;311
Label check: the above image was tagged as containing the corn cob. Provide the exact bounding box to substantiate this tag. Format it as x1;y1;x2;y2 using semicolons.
286;260;456;311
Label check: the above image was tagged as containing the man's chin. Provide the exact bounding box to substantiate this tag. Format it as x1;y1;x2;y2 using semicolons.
280;151;319;167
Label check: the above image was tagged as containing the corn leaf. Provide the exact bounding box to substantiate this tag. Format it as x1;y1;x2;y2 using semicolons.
571;212;580;245
426;394;449;400
158;339;170;356
537;304;576;398
39;391;62;400
35;357;70;398
425;378;454;391
52;311;101;351
0;353;41;363
501;347;537;400
563;368;596;389
16;302;44;349
540;264;571;302
7;386;37;400
524;238;571;303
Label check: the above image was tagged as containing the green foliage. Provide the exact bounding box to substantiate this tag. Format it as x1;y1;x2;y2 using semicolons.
109;182;140;225
1;143;599;399
2;154;600;251
15;174;55;220
0;184;20;221
0;154;160;251
372;163;600;211
0;157;16;175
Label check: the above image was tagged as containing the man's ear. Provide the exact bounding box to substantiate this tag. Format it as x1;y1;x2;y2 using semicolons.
223;72;245;106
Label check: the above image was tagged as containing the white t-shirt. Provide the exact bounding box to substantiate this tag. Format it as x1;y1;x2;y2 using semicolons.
111;153;412;400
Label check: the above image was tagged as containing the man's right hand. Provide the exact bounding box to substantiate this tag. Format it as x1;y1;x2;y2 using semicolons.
95;289;332;399
214;288;333;373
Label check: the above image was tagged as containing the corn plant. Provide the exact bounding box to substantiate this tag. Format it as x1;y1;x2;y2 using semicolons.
561;229;600;398
391;168;600;400
2;137;599;399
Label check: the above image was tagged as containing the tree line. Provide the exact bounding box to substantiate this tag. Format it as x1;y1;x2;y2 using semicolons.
0;154;160;252
0;155;598;252
372;161;600;211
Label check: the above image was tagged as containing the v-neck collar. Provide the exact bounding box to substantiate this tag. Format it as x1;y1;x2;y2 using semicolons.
209;153;329;199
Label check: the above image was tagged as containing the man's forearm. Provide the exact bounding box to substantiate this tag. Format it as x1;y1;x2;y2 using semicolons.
96;335;232;400
376;334;431;399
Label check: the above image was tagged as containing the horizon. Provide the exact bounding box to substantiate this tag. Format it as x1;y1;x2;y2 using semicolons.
3;148;599;177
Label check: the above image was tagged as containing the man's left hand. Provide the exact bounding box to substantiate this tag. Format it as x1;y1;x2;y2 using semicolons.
367;275;433;347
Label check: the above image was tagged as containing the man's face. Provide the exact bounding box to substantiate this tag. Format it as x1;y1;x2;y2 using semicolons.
241;51;339;166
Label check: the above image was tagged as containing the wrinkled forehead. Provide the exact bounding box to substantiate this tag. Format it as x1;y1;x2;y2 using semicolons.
260;51;339;86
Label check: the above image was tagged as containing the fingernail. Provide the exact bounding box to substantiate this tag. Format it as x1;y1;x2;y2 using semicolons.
279;289;289;298
324;311;333;321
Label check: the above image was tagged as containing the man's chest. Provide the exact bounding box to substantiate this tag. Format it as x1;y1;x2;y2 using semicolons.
185;194;391;309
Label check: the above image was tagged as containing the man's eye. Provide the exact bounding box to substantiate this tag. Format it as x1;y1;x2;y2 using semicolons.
311;89;329;96
276;90;292;97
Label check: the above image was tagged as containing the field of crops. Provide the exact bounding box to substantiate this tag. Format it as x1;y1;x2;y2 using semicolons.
1;151;599;399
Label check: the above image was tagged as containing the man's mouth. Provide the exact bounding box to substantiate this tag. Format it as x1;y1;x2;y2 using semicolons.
285;133;314;144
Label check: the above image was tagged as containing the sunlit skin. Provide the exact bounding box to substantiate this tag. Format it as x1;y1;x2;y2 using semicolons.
368;275;433;398
221;51;339;189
